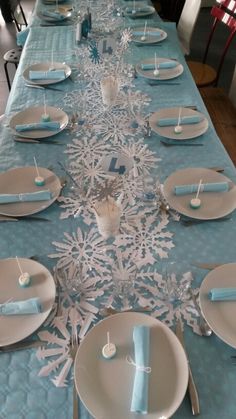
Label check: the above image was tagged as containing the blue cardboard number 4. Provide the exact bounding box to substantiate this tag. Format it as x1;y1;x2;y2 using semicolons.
108;157;126;175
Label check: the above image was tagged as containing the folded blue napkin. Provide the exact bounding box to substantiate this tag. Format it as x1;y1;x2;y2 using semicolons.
130;325;150;414
17;27;30;47
174;182;229;196
209;288;236;301
15;122;61;132
0;190;52;204
141;62;177;70
126;7;150;13
42;10;65;20
29;70;66;80
133;31;161;37
157;115;203;127
0;298;42;315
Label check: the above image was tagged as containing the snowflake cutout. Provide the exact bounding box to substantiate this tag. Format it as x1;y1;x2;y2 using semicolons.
49;226;113;275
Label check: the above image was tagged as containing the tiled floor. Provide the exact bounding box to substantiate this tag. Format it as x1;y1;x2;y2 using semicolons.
0;2;235;115
0;0;34;115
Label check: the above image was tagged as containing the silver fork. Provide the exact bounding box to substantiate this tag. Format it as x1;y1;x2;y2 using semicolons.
70;334;79;419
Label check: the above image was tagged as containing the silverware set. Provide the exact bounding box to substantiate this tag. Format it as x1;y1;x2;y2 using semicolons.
0;214;50;222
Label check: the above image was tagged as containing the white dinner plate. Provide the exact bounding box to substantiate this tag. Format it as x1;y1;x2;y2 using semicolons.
132;26;167;44
0;258;56;346
37;9;71;22
163;167;236;220
74;312;188;419
123;4;155;18
136;58;183;80
199;263;236;348
149;107;209;140
9;106;68;139
0;166;61;216
23;62;71;86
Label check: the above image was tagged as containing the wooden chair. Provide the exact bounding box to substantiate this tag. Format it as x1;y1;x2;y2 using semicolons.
177;0;202;56
188;0;236;87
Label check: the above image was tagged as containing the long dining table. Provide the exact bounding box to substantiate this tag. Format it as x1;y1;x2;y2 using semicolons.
1;0;236;418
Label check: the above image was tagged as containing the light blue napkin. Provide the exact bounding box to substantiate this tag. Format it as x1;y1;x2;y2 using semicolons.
174;182;229;196
29;70;66;80
15;122;61;132
157;115;203;127
0;190;52;204
42;10;65;20
141;62;177;70
209;288;236;301
17;27;30;47
126;7;150;13
0;298;42;315
130;325;150;414
133;31;161;37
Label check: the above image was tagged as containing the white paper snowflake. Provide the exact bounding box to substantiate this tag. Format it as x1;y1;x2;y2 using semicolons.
114;210;175;268
36;310;95;387
49;226;113;275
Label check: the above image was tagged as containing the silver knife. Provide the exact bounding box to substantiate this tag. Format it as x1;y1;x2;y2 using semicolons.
175;320;200;416
0;340;47;353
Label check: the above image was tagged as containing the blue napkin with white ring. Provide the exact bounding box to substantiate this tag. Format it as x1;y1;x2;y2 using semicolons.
174;182;229;196
141;62;177;70
29;70;66;80
157;115;203;127
209;288;236;301
0;190;52;204
15;122;61;132
130;325;150;414
42;10;65;20
0;298;42;315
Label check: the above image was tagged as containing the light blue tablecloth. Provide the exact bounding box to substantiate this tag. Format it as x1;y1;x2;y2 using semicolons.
1;1;236;418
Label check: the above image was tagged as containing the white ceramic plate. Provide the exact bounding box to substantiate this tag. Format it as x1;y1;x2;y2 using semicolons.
0;166;61;216
10;106;68;139
74;312;188;419
0;258;56;346
123;4;155;18
132;26;167;44
136;58;183;80
37;9;71;21
163;167;236;220
149;107;208;140
23;62;71;86
199;263;236;348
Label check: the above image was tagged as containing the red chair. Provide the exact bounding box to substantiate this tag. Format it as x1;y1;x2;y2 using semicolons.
187;0;236;87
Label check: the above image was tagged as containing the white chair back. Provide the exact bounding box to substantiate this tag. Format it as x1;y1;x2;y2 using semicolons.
229;66;236;108
177;0;202;56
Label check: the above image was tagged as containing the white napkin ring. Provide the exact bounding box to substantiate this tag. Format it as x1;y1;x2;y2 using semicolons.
126;355;151;373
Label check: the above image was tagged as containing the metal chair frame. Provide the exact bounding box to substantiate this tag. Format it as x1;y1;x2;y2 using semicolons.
11;0;28;31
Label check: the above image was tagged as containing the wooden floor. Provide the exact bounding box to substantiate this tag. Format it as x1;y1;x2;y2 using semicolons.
200;87;236;166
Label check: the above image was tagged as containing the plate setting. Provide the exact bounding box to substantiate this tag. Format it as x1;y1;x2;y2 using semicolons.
163;167;236;220
0;166;61;216
136;57;183;80
123;4;155;18
10;106;69;139
74;312;188;419
0;258;56;346
23;62;71;86
199;263;236;348
149;107;209;140
132;26;167;44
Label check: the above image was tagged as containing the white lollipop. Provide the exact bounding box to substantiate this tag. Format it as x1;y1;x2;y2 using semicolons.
190;179;202;209
102;331;116;359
